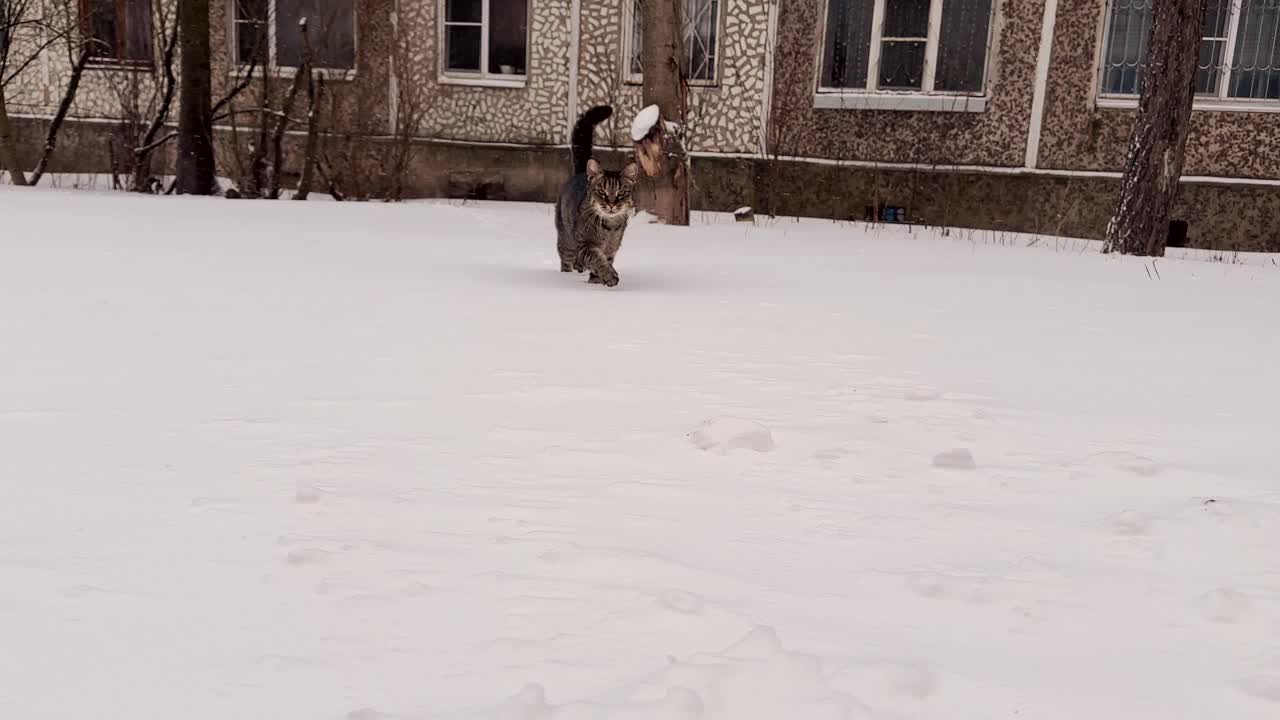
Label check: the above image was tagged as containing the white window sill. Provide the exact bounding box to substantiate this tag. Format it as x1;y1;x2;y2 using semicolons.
1097;95;1280;113
438;74;527;89
230;65;356;81
86;59;154;72
813;93;987;113
624;75;719;89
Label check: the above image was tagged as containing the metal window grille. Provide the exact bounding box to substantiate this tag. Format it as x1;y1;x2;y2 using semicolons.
1101;0;1280;101
629;0;720;83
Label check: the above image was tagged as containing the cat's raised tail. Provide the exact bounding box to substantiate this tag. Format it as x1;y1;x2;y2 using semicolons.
570;106;614;176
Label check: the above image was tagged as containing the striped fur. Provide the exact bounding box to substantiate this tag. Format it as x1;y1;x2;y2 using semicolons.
555;106;639;288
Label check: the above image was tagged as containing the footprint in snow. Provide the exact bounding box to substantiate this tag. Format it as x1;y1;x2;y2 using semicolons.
932;448;976;470
1111;509;1151;537
285;548;328;566
687;417;774;453
497;683;552;718
906;574;948;600
885;662;940;700
295;486;322;504
1198;587;1250;623
658;589;705;614
1238;674;1280;703
1092;450;1162;478
813;447;852;467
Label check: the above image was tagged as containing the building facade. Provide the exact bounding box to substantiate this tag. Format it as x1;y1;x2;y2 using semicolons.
3;0;1279;250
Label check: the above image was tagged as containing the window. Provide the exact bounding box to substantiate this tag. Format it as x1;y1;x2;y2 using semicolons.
1101;0;1280;101
80;0;154;66
234;0;355;71
819;0;994;94
624;0;722;84
442;0;529;81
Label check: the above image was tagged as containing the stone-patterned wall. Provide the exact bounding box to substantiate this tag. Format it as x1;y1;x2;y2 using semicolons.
4;1;168;120
574;0;773;154
21;113;1280;252
7;0;764;154
12;0;1280;181
207;0;395;137
769;0;1041;167
2;29;52;113
1037;0;1280;179
4;0;393;137
393;0;571;145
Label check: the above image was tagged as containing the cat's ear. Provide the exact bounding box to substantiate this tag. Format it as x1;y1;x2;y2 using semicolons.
621;163;639;184
586;159;603;179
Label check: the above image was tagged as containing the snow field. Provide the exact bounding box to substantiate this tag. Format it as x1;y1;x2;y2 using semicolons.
1;186;1279;719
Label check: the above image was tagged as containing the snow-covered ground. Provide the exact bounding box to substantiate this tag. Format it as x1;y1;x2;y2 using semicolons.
2;185;1279;720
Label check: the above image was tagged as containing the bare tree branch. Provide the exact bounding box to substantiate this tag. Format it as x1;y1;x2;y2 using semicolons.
28;41;91;186
211;55;260;121
136;130;178;155
130;17;180;191
294;24;323;201
268;20;310;199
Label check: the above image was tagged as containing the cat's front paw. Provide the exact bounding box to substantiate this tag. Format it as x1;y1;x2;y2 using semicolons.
597;266;619;287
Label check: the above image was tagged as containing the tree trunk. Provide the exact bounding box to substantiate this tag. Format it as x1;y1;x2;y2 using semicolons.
268;66;306;199
640;0;689;226
176;0;216;195
294;72;323;201
1103;0;1206;256
242;62;272;198
0;90;28;186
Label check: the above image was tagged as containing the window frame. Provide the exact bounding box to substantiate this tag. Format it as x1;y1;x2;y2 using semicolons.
812;0;997;112
79;0;156;70
620;0;726;87
230;0;359;79
437;0;532;88
1095;0;1280;112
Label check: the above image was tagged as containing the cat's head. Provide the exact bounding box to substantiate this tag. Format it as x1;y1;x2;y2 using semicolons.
586;159;640;221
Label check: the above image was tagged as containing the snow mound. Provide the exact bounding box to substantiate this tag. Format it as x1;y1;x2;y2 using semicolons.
932;448;976;470
632;104;661;142
687;417;774;453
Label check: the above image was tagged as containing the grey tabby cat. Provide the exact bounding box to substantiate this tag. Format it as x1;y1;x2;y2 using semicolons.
555;105;640;287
